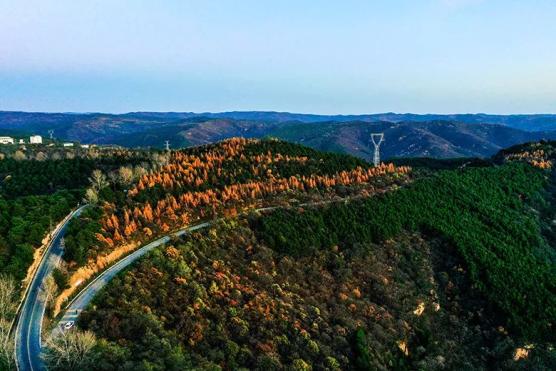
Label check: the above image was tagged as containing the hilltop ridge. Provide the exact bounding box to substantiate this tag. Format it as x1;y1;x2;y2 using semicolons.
1;111;556;160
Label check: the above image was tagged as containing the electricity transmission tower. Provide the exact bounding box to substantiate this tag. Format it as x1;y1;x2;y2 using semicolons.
48;130;54;140
370;133;384;166
164;140;170;151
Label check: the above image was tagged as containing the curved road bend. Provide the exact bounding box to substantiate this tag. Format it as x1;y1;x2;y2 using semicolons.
15;205;87;371
53;195;397;335
53;221;212;337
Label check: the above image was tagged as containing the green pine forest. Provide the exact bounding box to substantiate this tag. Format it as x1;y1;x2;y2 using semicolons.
74;142;556;370
1;140;555;370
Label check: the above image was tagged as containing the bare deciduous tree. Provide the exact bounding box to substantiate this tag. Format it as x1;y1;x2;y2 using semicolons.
51;152;62;160
152;152;170;169
107;170;119;185
12;150;26;161
41;275;57;310
89;170;108;191
87;148;100;159
134;164;148;178
43;330;96;370
0;275;17;370
0;319;14;371
84;187;99;205
118;166;134;185
0;274;16;321
35;152;48;161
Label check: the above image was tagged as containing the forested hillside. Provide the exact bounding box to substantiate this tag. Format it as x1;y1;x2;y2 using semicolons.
0;145;162;369
54;141;556;370
60;138;410;268
0;147;158;280
2;138;555;370
252;164;555;339
0;191;77;280
55;138;411;313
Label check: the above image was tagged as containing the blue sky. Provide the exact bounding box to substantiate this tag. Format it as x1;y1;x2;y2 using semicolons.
1;0;555;114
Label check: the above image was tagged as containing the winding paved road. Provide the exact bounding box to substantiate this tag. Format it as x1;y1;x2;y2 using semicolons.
14;205;87;371
52;195;399;337
16;190;399;370
53;221;212;337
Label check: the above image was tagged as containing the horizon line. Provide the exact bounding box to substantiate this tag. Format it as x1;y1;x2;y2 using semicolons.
2;109;556;117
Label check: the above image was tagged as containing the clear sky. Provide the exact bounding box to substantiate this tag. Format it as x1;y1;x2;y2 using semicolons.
1;0;555;114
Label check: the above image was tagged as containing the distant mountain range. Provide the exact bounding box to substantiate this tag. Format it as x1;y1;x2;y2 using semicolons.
1;111;556;160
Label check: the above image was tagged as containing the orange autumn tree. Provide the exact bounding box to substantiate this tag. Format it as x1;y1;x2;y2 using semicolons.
97;138;411;249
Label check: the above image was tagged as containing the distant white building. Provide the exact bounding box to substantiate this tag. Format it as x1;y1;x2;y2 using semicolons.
29;135;43;144
19;139;25;144
63;143;74;147
81;144;90;149
0;136;15;144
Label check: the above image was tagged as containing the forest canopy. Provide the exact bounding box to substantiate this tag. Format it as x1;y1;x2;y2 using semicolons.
78;155;556;370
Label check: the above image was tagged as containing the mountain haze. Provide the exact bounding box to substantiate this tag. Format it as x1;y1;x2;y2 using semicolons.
1;111;556;159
